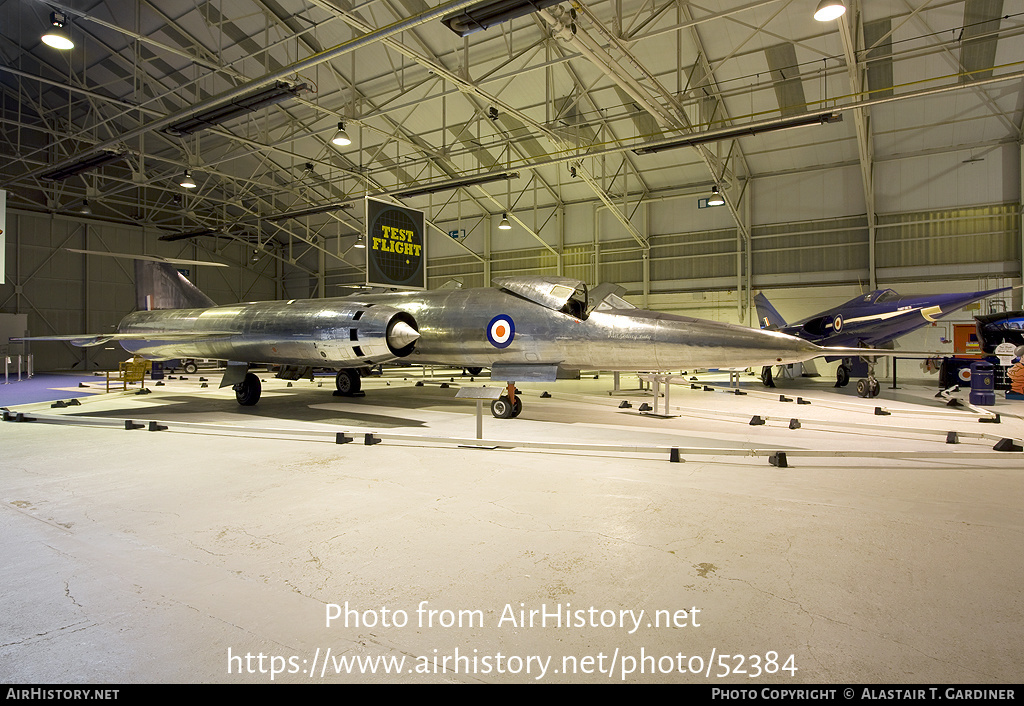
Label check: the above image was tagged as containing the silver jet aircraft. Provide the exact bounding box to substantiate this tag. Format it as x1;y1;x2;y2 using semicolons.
21;261;893;418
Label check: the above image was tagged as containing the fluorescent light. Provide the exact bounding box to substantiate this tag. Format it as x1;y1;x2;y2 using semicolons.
264;203;353;222
163;81;308;137
442;0;563;36
632;112;843;155
392;171;519;199
814;0;846;21
42;12;74;50
332;122;352;147
40;150;126;181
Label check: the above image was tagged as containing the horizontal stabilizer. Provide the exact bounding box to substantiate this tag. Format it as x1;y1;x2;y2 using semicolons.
66;249;229;268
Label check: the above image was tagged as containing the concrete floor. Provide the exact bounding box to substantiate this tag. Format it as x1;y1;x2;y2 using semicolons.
1;369;1022;684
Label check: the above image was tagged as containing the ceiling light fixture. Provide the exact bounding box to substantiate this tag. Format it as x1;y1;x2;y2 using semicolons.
41;12;74;50
157;228;224;242
179;170;197;189
707;186;725;206
632;112;843;155
392;171;519;200
40;149;126;181
332;121;352;147
78;200;92;215
441;0;563;36
813;0;846;21
498;213;512;230
264;203;353;222
163;81;308;137
354;234;366;249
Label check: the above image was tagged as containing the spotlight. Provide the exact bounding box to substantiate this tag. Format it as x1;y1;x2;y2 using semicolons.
42;12;74;50
332;122;352;147
179;170;197;189
707;186;725;206
354;234;366;249
498;212;512;230
813;0;846;21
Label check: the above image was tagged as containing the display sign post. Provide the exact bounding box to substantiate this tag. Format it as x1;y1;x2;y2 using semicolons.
365;197;426;290
0;189;6;285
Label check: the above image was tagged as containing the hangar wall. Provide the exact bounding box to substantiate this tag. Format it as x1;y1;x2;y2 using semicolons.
0;210;280;371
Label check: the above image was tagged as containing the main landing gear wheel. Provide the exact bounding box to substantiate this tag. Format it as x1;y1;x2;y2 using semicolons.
836;364;851;388
465;366;483;376
760;366;776;388
335;369;361;396
234;372;261;406
856;377;880;398
183;361;198;374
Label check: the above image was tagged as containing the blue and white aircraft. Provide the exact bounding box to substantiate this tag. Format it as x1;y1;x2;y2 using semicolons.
754;286;1015;396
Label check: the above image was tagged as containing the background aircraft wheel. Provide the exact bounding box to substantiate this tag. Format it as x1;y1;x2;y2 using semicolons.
183;361;198;374
234;372;261;406
856;379;870;398
836;365;850;387
466;366;483;376
760;366;775;387
335;369;361;395
510;397;523;418
490;397;514;419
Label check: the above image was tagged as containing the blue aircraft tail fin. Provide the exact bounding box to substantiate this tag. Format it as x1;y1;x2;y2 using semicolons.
754;292;787;330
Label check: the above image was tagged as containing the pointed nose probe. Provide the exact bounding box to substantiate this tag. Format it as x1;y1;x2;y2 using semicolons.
387;320;420;350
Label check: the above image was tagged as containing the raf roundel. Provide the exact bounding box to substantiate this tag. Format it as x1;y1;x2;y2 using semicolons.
487;314;516;348
832;314;844;333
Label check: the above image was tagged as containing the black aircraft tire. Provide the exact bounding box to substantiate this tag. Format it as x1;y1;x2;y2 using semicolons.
856;379;870;398
869;378;880;398
490;398;514;419
510;397;523;418
836;365;850;387
466;366;483;376
336;369;361;395
235;373;262;406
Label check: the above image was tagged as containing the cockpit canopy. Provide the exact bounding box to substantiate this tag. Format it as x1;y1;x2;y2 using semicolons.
861;289;901;304
494;276;588;317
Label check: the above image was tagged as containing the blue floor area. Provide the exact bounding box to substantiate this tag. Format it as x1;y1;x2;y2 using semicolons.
0;373;109;407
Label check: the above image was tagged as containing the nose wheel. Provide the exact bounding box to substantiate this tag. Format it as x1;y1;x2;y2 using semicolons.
490;383;523;418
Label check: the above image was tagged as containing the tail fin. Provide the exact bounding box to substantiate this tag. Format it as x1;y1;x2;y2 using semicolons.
753;292;787;330
135;261;216;311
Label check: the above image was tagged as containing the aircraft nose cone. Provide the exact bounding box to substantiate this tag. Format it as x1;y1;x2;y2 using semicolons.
387;320;420;350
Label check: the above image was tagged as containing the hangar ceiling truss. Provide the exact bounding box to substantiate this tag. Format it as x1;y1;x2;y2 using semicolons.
0;0;1021;286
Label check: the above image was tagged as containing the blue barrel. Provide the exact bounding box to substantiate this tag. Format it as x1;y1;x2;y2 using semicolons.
969;361;995;406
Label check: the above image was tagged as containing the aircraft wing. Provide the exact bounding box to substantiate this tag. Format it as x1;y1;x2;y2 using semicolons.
13;332;236;348
818;345;937;359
